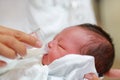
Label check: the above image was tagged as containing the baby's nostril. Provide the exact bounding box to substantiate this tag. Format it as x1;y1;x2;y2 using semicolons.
48;40;57;48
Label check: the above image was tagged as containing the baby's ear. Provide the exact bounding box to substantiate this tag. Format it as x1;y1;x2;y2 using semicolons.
105;69;120;78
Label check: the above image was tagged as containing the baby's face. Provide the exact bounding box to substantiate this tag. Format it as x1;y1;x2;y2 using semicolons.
42;26;91;65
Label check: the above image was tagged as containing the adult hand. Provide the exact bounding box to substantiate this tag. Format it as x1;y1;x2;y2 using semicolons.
105;69;120;79
84;73;100;80
0;26;42;67
84;69;120;80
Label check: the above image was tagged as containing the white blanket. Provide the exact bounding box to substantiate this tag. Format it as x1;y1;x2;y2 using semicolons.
0;49;97;80
48;54;97;80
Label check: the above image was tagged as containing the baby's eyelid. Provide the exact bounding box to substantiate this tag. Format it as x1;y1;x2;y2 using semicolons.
58;43;65;50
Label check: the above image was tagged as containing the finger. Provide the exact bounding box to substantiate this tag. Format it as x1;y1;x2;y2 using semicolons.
105;69;120;78
84;73;100;80
0;43;16;59
0;60;7;67
0;26;42;47
0;35;26;57
13;30;42;48
92;74;100;80
0;26;20;35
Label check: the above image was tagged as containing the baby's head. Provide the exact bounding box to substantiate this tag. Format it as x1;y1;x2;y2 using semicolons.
78;23;115;75
42;23;115;75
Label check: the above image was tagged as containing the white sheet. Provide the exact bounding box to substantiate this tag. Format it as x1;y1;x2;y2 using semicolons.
0;48;98;80
0;0;96;43
48;54;97;80
0;48;45;75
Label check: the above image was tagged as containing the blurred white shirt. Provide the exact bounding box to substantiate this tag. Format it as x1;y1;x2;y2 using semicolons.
0;0;96;42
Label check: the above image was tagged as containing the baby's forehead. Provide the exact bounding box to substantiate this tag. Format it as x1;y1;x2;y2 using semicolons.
62;26;87;33
60;26;105;41
73;26;107;41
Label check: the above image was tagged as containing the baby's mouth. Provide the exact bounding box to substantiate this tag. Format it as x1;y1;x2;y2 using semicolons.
42;54;49;65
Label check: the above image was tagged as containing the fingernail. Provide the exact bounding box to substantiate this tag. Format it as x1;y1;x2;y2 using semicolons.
36;40;42;47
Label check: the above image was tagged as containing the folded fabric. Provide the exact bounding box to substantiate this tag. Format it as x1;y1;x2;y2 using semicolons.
0;48;44;75
0;48;48;80
48;54;98;80
0;64;48;80
0;49;97;80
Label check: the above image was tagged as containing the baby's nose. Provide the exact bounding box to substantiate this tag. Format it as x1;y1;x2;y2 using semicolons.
48;40;57;48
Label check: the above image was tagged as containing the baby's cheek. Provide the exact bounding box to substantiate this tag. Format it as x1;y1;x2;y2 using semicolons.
48;47;64;62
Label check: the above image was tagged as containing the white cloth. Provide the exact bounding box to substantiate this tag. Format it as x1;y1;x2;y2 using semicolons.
48;54;97;80
0;0;96;42
0;48;49;80
0;0;97;79
0;49;98;80
0;48;45;75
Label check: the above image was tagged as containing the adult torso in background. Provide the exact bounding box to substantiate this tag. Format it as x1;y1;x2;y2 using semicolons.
0;0;96;42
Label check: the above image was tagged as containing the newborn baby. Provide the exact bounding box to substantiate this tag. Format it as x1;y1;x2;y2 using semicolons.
0;48;97;80
0;23;114;80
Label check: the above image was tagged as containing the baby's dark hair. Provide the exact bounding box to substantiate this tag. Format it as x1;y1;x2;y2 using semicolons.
77;23;115;75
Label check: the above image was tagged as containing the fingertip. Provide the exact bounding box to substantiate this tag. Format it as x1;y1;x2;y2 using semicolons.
28;35;42;47
84;73;99;80
18;47;27;57
35;40;42;48
84;73;93;80
8;53;17;59
30;34;42;47
0;61;7;67
2;50;17;59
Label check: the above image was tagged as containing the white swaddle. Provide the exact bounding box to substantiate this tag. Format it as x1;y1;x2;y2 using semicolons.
48;54;97;80
0;48;97;80
0;48;45;75
0;48;49;80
